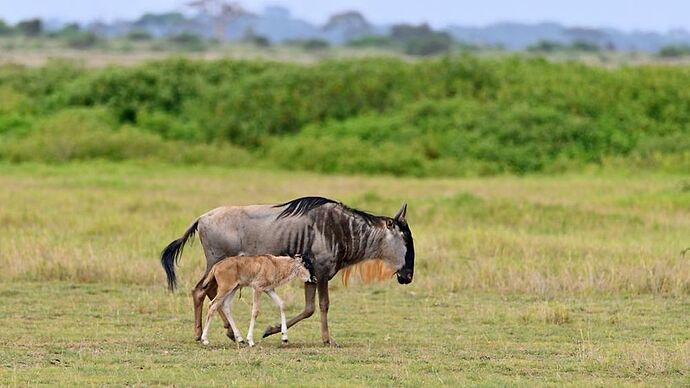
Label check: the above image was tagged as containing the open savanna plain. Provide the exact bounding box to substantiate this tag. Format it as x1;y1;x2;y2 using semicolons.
0;162;689;386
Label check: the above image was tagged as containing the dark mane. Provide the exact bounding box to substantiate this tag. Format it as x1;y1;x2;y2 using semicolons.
338;205;384;226
274;196;383;225
275;197;338;219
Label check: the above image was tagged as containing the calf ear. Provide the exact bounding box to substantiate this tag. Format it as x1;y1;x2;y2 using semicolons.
394;203;407;222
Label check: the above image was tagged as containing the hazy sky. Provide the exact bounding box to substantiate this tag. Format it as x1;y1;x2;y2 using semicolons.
2;0;690;32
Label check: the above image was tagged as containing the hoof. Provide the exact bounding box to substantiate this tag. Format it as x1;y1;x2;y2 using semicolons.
282;339;289;345
324;339;341;348
248;342;255;348
195;336;201;342
226;330;236;343
262;326;277;338
201;339;210;346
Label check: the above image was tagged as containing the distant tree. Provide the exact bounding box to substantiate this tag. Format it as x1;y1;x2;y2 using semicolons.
301;38;330;51
0;19;14;35
390;23;434;41
186;0;253;42
251;35;271;47
323;11;372;41
527;40;566;53
389;23;453;56
168;32;206;51
658;44;690;58
346;35;394;48
16;18;43;37
66;31;99;49
60;23;80;34
455;41;480;52
242;27;270;47
43;22;98;49
323;11;370;30
285;38;330;51
564;27;605;44
570;40;600;52
404;33;452;56
126;29;153;41
48;23;80;38
134;12;186;26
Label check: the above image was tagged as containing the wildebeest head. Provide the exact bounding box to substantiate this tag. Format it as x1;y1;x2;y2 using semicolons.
380;203;415;285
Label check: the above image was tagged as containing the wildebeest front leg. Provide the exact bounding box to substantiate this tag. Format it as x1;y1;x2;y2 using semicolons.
318;280;338;347
263;282;316;338
193;281;235;342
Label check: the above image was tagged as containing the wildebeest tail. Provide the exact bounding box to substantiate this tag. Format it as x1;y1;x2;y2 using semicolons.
161;219;199;291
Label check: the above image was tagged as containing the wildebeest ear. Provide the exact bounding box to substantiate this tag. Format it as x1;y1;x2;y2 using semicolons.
394;203;407;221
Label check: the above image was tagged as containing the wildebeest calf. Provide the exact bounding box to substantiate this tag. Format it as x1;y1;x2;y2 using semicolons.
198;254;316;347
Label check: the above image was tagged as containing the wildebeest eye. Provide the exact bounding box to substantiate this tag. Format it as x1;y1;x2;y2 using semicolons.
386;219;394;229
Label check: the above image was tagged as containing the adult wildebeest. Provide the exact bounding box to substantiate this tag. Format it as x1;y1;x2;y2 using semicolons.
161;196;414;346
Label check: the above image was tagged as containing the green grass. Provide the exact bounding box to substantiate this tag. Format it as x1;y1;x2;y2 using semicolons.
0;162;689;385
1;283;688;386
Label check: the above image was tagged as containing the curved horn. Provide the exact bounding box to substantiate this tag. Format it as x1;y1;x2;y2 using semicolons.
394;203;407;221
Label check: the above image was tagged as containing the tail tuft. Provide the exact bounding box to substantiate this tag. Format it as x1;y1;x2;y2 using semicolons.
160;219;199;291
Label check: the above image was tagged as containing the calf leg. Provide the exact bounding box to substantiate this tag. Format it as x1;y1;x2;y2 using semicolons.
263;282;316;338
246;288;261;347
266;289;289;343
200;286;233;346
221;288;244;344
194;280;235;342
318;280;338;347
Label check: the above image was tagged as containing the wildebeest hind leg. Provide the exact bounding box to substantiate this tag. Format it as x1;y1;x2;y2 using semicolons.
192;285;206;341
263;282;316;338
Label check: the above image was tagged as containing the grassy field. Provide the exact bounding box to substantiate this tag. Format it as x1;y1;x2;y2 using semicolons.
0;163;689;385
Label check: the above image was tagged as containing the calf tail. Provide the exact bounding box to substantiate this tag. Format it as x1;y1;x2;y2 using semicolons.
200;266;217;290
161;219;199;291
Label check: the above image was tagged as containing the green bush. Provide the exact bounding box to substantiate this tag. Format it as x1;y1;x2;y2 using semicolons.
658;44;690;58
1;56;689;175
0;108;253;165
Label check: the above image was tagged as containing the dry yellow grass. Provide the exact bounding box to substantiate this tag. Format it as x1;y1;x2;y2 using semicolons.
1;162;688;296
